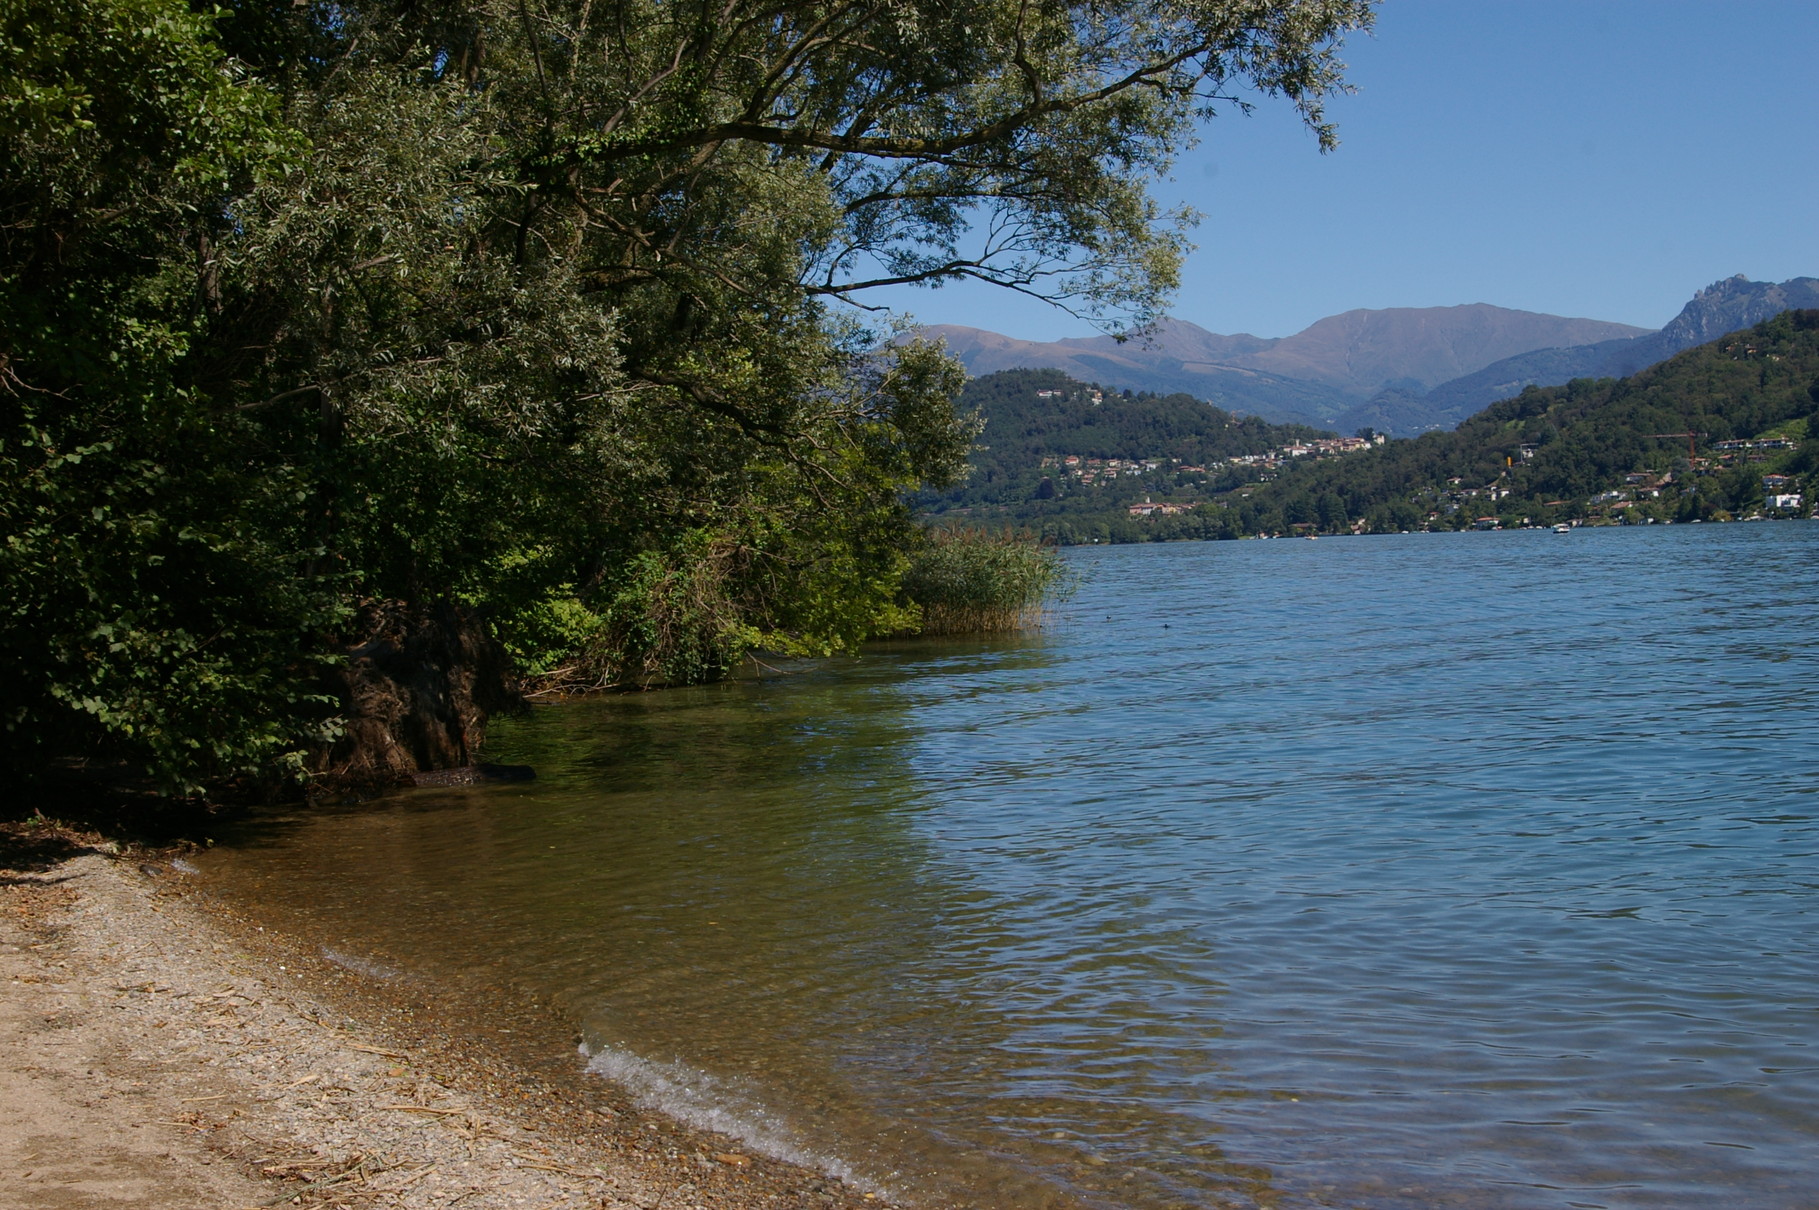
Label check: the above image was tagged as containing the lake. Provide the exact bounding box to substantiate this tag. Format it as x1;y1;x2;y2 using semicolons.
196;524;1819;1209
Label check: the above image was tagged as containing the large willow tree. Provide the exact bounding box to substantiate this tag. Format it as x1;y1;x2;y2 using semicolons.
1;0;1372;789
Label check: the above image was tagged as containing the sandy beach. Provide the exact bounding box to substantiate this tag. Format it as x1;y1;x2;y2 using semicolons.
1;835;895;1210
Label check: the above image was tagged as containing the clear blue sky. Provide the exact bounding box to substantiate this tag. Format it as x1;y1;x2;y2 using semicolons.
868;0;1819;340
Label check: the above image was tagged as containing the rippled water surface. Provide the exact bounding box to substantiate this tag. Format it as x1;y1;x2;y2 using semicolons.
200;526;1819;1208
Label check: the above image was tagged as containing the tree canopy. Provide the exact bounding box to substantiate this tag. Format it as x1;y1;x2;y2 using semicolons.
1;0;1373;791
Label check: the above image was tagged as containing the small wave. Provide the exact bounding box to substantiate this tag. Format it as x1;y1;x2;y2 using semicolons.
320;947;403;980
580;1043;887;1198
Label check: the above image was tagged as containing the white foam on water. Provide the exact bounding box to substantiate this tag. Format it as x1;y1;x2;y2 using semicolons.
319;947;403;980
169;858;201;875
580;1042;894;1200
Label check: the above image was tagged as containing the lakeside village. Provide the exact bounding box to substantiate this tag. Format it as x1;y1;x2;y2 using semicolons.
1039;433;1388;518
1032;429;1807;533
1426;434;1806;531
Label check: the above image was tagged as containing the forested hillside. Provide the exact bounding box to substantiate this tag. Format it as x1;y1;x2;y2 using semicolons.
1243;310;1819;533
919;368;1376;543
933;368;1327;500
939;314;1819;543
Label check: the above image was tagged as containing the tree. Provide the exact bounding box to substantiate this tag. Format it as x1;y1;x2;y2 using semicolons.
0;0;328;789
403;0;1376;327
3;0;1375;790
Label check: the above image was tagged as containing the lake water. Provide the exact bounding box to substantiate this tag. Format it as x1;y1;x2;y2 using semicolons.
198;525;1819;1209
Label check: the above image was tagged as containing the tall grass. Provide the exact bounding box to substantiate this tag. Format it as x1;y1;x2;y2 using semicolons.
901;527;1075;635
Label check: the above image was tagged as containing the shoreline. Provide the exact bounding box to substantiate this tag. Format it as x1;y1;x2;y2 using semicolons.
2;843;896;1210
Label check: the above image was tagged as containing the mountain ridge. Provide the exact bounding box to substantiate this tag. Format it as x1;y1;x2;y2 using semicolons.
924;277;1817;435
923;304;1648;429
1365;275;1819;431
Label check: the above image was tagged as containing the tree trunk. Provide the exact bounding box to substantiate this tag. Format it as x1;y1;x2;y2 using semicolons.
310;600;522;787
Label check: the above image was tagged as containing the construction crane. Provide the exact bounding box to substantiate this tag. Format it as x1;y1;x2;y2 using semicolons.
1647;431;1705;462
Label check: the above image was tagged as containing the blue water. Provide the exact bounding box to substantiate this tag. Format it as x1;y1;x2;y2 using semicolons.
201;524;1819;1209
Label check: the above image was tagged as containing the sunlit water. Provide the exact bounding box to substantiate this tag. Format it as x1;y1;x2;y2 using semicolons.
198;525;1819;1209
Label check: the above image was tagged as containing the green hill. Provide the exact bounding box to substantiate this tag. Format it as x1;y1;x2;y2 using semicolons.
1241;310;1819;534
919;369;1347;541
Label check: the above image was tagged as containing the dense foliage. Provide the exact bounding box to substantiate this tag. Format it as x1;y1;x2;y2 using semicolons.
1;0;1372;790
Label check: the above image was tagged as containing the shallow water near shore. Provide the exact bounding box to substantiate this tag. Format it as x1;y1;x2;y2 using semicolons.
200;525;1819;1209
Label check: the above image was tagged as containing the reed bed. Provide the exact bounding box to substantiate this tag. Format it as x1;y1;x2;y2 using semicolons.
901;527;1074;635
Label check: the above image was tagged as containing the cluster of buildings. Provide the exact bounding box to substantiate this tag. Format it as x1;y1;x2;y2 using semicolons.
1762;473;1804;510
1430;465;1806;525
1039;433;1385;488
1709;437;1799;459
1281;434;1383;457
1126;498;1197;517
1039;455;1174;485
1222;433;1384;469
1592;468;1803;514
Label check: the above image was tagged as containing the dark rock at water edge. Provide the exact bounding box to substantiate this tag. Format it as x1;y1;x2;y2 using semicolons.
310;600;524;788
409;763;537;788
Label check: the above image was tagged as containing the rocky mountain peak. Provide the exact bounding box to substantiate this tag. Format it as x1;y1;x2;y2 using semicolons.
1664;275;1819;346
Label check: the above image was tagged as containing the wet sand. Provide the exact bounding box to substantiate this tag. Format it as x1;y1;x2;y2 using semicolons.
1;844;898;1210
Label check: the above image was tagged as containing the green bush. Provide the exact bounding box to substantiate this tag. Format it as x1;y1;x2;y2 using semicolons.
900;528;1075;635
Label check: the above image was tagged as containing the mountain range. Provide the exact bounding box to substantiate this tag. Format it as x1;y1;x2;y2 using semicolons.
923;275;1819;436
